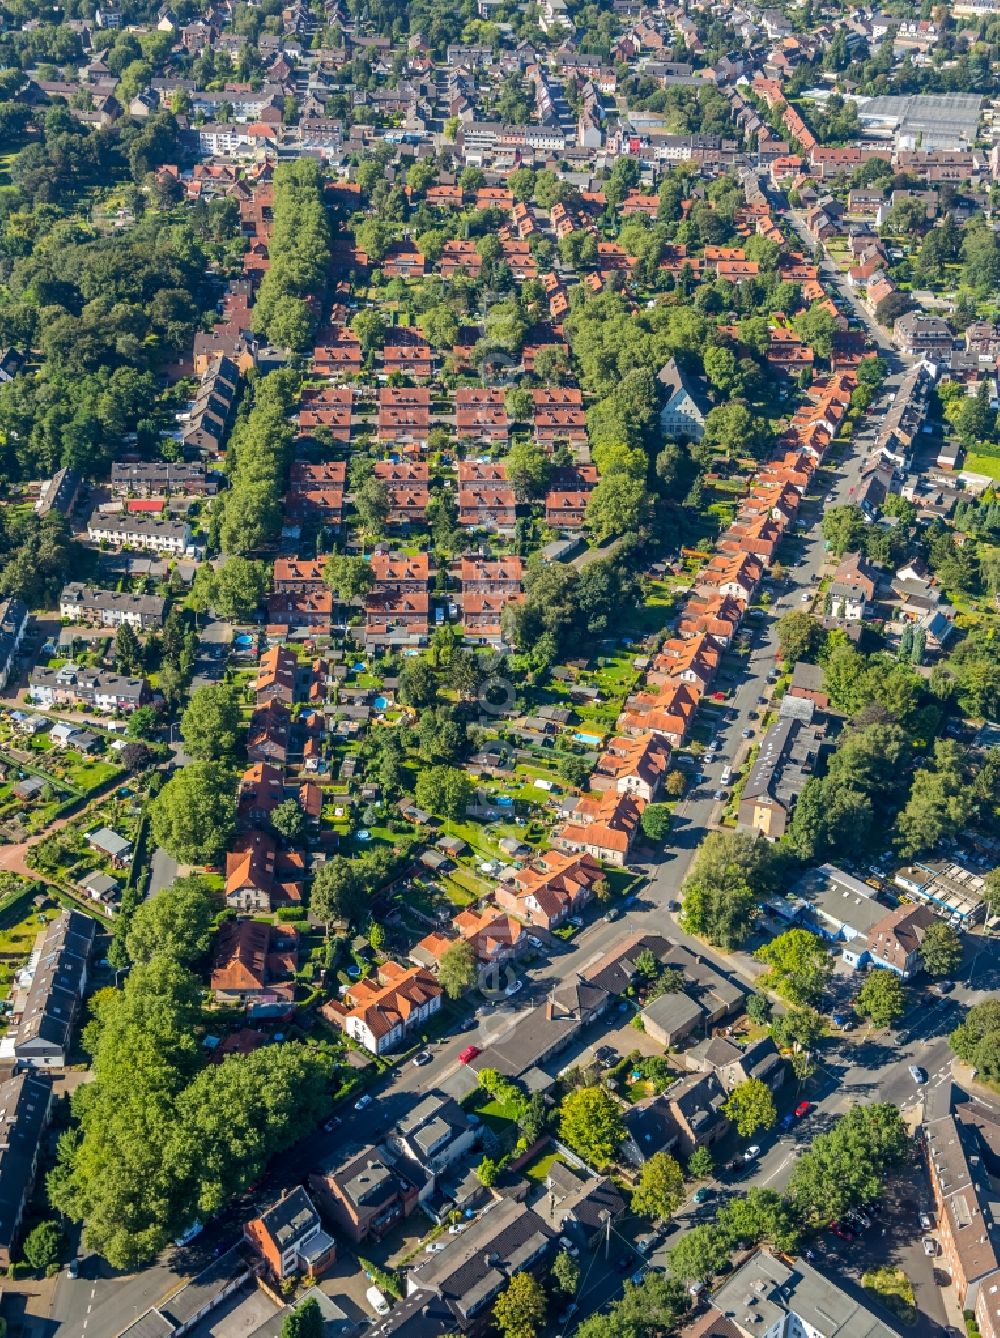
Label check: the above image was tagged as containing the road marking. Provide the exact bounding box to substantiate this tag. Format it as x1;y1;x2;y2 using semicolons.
761;1151;795;1185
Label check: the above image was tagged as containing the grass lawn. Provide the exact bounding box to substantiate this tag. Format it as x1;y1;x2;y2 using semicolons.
0;907;52;1001
440;873;480;907
604;868;642;898
465;1092;521;1137
862;1268;916;1326
522;1149;561;1184
65;761;120;792
964;453;1000;481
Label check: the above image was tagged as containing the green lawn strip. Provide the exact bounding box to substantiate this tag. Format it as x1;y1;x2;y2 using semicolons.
862;1268;916;1326
964;453;1000;481
521;1149;561;1184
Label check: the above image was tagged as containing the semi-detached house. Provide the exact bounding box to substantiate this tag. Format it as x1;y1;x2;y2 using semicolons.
29;664;149;714
324;960;443;1055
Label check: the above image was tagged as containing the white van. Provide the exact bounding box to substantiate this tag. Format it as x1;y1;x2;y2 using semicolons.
720;766;733;786
367;1285;390;1317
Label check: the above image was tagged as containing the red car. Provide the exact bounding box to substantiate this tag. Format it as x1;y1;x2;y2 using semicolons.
459;1045;481;1064
830;1221;854;1242
795;1101;811;1119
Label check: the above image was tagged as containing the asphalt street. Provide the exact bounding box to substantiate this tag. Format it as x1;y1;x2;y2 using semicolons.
52;348;963;1338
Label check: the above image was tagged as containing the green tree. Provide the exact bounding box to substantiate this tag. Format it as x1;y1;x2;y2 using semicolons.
920;921;962;978
505;437;551;501
125;874;218;966
716;1188;799;1253
209;557;269;621
746;993;771;1025
666;1223;730;1283
640;804;672;841
354;475;391;537
414;766;473;820
397;655;438;708
310;855;364;926
150;762;235;865
438;940;477;999
794;305;837;359
180;684;242;760
632;1151;685;1222
22;1220;63;1272
586;469;651;541
896;742;972;858
754;929;832;1006
576;1274;690;1338
821;505;866;557
703;345;742;397
769;1006;824;1053
722;1078;777;1138
777;610;824;667
351;308;386;356
788;1104;907;1227
127;705;159;740
552;1249;580;1296
559;1086;625;1170
493;1271;547;1338
114;621;143;675
950;1000;1000;1084
271;797;306;844
281;1298;323;1338
687;1146;714;1179
702;401;756;457
856;970;906;1029
984;868;1000;919
680;831;777;949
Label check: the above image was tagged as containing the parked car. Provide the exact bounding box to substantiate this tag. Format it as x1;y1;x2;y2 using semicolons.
919;1212;933;1230
505;979;523;997
366;1286;390;1317
354;1094;373;1111
693;1187;710;1204
830;1221;854;1242
743;1145;761;1161
459;1045;481;1064
909;1065;928;1084
174;1221;204;1247
323;1116;341;1133
922;1237;938;1257
605;907;622;922
412;1050;432;1067
780;1112;795;1131
795;1101;811;1119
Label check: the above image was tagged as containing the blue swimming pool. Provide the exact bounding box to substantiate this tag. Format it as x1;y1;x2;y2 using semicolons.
353;662;366;672
373;695;388;710
574;732;601;745
234;634;254;648
496;795;513;807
